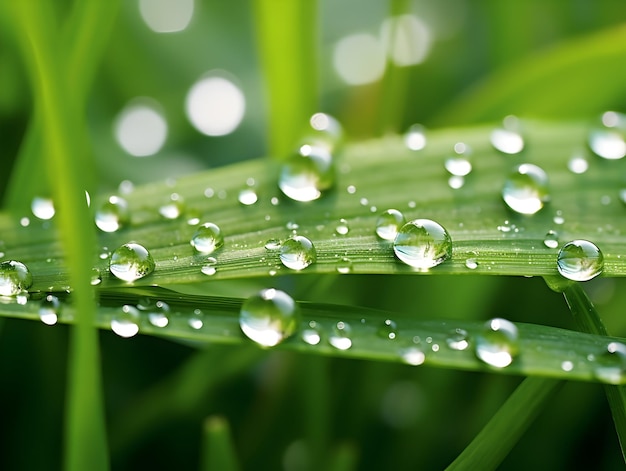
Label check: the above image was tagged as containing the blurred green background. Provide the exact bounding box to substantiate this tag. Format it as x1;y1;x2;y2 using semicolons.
1;1;626;469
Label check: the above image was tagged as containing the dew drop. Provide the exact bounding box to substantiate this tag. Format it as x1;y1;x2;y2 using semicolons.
90;268;102;286
264;239;281;251
238;187;258;206
159;194;185;219
0;260;33;296
302;320;322;345
279;235;317;270
201;257;217;276
188;309;204;330
543;230;559;249
502;163;549;215
336;257;353;274
400;347;425;366
139;300;170;328
568;155;589;174
109;243;155;282
393;219;452;270
39;294;61;326
111;305;140;338
239;288;300;347
278;144;334;202
465;258;478;270
378;319;397;340
589;129;626;160
446;328;469;351
329;321;352;350
475;318;519;368
556;239;603;281
593;342;626;384
95;196;130;232
561;360;574;372
404;124;426;151
31;197;55;220
444;156;472;176
335;219;349;235
490;116;524;154
190;222;224;254
375;209;405;241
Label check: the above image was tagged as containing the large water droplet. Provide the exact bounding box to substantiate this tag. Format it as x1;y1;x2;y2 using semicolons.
329;321;352;350
109;243;155;282
502;163;549;215
589;113;626;160
279;235;317;270
239;288;299;347
404;124;426;151
557;239;604;281
0;260;33;296
278;144;334;202
31;197;55;220
111;305;140;338
475;318;519;368
39;294;61;326
375;209;405;241
95;196;130;232
593;342;626;384
190;222;224;254
393;219;452;270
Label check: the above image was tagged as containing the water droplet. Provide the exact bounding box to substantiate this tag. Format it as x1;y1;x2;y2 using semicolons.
446;328;469;350
307;112;343;150
375;209;405;241
111;305;140;338
95;196;130;232
444;157;472;176
593;342;626;384
190;222;224;254
465;258;478;270
393;219;452;270
264;239;281;251
553;211;565;225
278;144;334;202
201;257;217;276
109;243;155;282
329;321;352;350
138;299;170;328
378;319;397;340
302;320;321;345
561;360;574;372
490;116;524;154
39;294;61;326
279;235;317;270
159;193;185;219
557;239;604;281
0;260;33;296
31;197;55;220
238;187;258;206
589;129;626;160
335;219;349;235
336;257;353;274
448;175;465;189
400;347;425;365
239;288;299;347
568;155;589;174
188;309;204;329
502;163;549;215
90;268;102;286
543;230;559;249
404;124;426;151
475;318;519;368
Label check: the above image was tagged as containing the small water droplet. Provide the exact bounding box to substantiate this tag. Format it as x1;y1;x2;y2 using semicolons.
188;309;204;330
553;211;565;225
335;219;349;235
20;217;30;227
592;342;626;384
557;239;604;281
239;288;299;347
475;318;519;368
404;124;426;151
201;257;217;276
446;328;469;350
111;305;140;338
0;260;33;296
336;257;353;274
393;219;452;270
238;187;258;205
90;268;102;286
400;347;425;365
109;243;155;282
589;128;626;160
190;222;224;254
264;239;281;250
502;163;549;215
465;258;478;270
286;221;299;231
375;209;405;241
278;144;334;202
543;230;559;249
95;196;130;232
490;116;524;154
568;155;589;174
144;300;170;328
561;360;574;372
445;157;472;176
39;294;61;326
378;319;397;340
302;320;321;345
329;321;352;350
279;235;317;270
159;193;185;219
31;197;55;220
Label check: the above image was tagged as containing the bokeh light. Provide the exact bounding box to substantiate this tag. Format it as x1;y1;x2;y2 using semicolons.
139;0;195;33
114;98;168;157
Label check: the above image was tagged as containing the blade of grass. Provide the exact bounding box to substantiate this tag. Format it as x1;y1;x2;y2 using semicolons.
445;377;562;471
253;0;318;159
201;416;240;471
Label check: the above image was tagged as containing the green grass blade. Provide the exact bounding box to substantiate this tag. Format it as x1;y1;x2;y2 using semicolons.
253;0;318;159
445;377;562;471
201;416;240;471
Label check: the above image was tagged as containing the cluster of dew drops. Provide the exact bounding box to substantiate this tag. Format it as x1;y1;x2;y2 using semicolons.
2;111;626;381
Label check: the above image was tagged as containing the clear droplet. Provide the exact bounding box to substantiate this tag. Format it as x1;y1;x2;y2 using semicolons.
465;258;478;270
543;230;559;249
39;294;61;326
375;209;405;241
159;194;185;219
445;157;472;176
307;112;343;151
490;116;524;154
279;235;317;271
448;175;465;189
238;187;258;206
31;197;55;220
190;222;224;254
264;239;281;251
378;319;397;340
568;155;589;174
200;257;217;276
95;196;130;232
0;260;33;296
188;309;204;330
446;328;469;351
502;163;549;215
400;347;425;365
278;144;334;202
329;321;352;350
404;124;426;151
143;300;170;328
557;239;604;281
111;305;140;338
336;257;353;274
109;243;155;282
393;219;452;270
589;127;626;160
593;342;626;384
302;320;322;345
335;219;349;235
475;318;519;368
239;288;300;347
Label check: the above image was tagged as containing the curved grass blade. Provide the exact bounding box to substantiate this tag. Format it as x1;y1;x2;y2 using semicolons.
201;416;240;471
